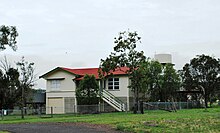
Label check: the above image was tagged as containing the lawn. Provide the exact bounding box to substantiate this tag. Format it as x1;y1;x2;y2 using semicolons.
0;131;9;133
1;107;220;133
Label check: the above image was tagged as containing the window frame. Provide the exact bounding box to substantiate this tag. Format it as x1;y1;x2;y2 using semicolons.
50;80;61;91
108;77;120;90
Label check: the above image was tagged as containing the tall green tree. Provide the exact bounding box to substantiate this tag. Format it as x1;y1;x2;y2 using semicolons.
179;63;199;101
181;54;220;108
0;56;35;112
0;68;20;109
180;63;196;91
16;57;35;118
161;64;180;102
99;30;146;113
140;60;163;101
0;25;18;51
76;74;99;105
0;56;20;109
140;60;180;102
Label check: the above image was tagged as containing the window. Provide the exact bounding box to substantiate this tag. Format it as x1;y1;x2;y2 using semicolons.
108;78;119;90
50;80;61;90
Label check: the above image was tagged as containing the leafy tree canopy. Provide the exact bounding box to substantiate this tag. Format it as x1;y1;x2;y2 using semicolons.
0;68;20;109
161;63;180;101
76;74;99;105
16;57;35;107
140;60;180;102
99;30;146;113
0;25;18;51
99;30;146;76
180;54;220;107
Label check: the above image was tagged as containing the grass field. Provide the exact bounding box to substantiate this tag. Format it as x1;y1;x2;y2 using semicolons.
1;107;220;133
0;131;9;133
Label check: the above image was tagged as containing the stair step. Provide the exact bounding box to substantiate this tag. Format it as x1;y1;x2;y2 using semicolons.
101;89;126;112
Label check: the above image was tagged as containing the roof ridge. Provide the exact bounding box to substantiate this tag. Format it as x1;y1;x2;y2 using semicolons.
40;66;128;80
62;67;99;70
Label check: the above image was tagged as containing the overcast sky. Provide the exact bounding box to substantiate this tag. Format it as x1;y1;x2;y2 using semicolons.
1;0;220;89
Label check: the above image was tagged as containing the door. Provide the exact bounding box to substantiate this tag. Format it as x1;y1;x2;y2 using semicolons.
47;97;64;114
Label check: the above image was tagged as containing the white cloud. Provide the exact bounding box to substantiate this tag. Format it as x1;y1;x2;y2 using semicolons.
0;0;220;88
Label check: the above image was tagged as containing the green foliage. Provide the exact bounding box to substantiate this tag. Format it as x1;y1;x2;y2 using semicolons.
140;60;180;102
161;64;180;101
99;30;146;75
0;68;20;109
16;57;35;107
99;30;146;113
180;54;220;107
0;57;35;109
0;25;18;51
76;74;99;105
16;56;35;87
139;60;163;101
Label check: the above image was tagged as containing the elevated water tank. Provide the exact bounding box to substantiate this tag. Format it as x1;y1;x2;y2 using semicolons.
154;54;172;65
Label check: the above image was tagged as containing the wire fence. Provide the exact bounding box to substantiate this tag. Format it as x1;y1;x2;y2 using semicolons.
0;104;117;120
0;107;51;120
0;101;205;120
144;101;202;110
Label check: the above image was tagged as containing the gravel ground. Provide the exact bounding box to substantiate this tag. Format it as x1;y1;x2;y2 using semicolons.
0;123;124;133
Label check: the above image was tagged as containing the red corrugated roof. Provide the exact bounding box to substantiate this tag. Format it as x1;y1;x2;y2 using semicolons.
109;67;130;75
61;67;129;80
62;67;100;80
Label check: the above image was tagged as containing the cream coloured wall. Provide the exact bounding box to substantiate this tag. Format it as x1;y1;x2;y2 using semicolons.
46;91;75;98
46;71;76;92
46;97;64;114
105;76;131;110
45;70;77;114
105;76;129;97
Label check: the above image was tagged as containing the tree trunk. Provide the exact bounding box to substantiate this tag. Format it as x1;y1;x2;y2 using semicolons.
133;88;138;114
133;86;139;114
171;97;177;112
200;85;208;109
204;95;208;108
204;87;208;108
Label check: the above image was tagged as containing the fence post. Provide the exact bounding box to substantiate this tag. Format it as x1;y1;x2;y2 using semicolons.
1;109;3;120
39;107;41;117
140;101;144;114
165;102;166;110
21;107;24;119
187;101;189;109
51;107;53;118
75;104;78;113
98;102;101;113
